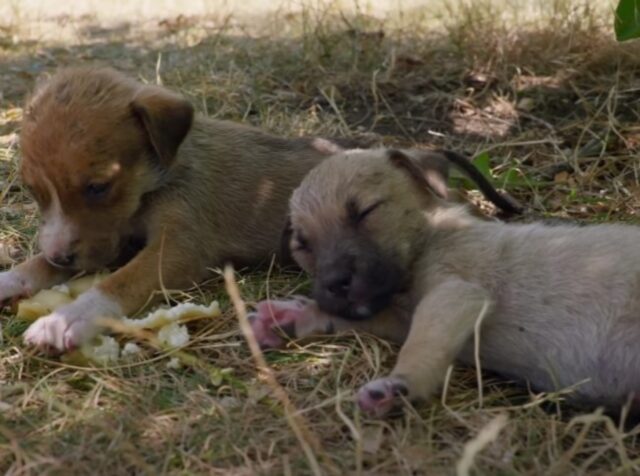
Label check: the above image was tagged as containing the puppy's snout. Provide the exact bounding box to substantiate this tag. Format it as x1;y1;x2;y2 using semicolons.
47;251;77;268
325;271;352;298
311;239;406;320
312;262;353;317
39;212;83;269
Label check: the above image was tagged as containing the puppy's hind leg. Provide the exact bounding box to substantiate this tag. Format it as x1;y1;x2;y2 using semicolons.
357;278;491;417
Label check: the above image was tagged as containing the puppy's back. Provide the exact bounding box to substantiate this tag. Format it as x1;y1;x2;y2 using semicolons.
439;220;640;407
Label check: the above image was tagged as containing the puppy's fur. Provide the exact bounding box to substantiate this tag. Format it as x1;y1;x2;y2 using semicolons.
251;148;640;417
1;67;347;351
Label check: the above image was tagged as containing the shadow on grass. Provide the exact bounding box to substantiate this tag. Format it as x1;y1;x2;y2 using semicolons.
2;9;640;150
3;8;640;221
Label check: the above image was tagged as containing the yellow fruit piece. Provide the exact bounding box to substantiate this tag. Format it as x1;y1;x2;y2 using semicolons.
157;322;190;348
122;301;220;330
60;350;91;366
16;289;74;321
61;336;121;366
67;273;108;297
15;273;109;321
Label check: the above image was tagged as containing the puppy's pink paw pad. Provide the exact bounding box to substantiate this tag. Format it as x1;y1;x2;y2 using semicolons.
357;377;409;417
249;297;311;349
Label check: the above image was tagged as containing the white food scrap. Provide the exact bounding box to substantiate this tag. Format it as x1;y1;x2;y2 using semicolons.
157;322;190;348
80;335;120;365
51;284;70;294
166;357;182;369
122;301;220;330
121;342;143;357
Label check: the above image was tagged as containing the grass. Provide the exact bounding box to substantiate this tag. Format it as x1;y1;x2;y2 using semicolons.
2;0;640;474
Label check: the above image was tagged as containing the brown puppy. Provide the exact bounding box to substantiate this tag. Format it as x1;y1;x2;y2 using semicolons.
251;148;640;418
1;66;346;351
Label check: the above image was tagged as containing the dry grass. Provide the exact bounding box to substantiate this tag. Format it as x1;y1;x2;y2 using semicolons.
2;1;640;474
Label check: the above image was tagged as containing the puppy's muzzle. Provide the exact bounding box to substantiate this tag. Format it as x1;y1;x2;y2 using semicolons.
46;251;77;269
312;245;404;320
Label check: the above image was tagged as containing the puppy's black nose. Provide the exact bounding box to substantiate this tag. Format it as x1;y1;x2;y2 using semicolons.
48;252;76;268
324;272;351;298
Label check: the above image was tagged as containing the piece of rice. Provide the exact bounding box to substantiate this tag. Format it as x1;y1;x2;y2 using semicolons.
121;342;143;357
157;323;190;348
80;335;120;365
166;357;182;369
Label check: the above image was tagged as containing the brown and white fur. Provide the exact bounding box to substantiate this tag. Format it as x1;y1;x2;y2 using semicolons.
250;148;640;417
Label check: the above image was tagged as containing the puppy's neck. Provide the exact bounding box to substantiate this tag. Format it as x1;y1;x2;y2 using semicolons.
412;202;485;279
424;203;480;231
398;203;476;281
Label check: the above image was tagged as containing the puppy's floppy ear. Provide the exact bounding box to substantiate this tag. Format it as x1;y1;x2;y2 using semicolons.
388;149;450;199
131;87;194;166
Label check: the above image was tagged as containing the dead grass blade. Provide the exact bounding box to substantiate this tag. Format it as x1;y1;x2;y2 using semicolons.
224;265;334;476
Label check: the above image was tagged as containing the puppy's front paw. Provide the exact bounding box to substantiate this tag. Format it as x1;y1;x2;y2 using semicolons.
357;376;409;417
248;296;315;349
23;311;86;352
23;289;121;353
0;270;31;307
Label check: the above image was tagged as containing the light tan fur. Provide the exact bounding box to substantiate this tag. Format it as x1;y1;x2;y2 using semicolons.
3;66;342;351
251;148;640;417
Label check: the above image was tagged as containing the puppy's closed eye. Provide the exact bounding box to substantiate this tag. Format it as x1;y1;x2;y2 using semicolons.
347;199;385;226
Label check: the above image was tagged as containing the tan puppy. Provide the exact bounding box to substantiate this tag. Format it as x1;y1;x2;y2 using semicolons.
251;148;640;417
0;66;352;352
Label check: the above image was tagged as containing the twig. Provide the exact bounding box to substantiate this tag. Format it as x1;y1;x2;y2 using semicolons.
473;299;491;408
456;414;508;476
223;265;331;476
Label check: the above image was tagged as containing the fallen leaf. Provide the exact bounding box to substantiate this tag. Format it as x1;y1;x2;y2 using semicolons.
361;426;384;454
554;171;569;183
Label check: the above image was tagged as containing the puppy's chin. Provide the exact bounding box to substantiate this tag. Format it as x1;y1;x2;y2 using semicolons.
315;294;393;321
313;261;407;321
74;239;130;272
74;253;119;273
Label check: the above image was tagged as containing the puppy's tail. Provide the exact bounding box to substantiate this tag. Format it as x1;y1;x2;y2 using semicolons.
439;150;524;216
